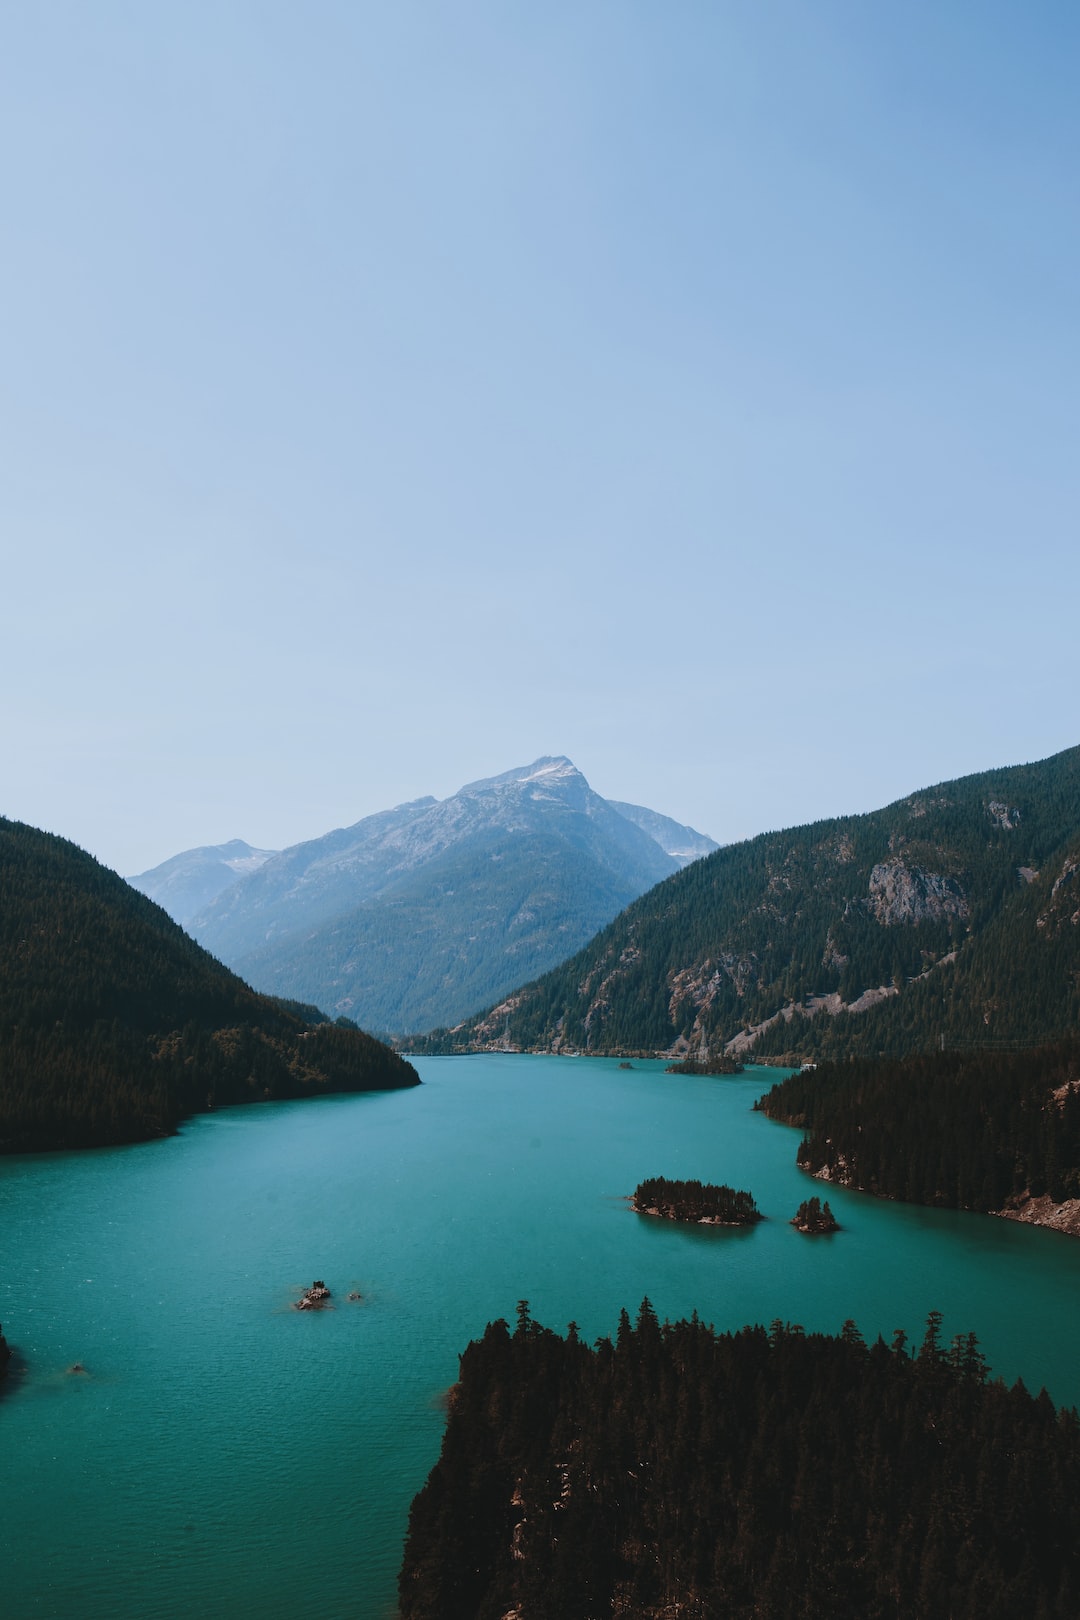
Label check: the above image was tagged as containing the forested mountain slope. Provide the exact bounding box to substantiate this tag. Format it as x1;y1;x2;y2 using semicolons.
175;758;710;1033
0;817;418;1152
233;828;665;1035
418;744;1080;1058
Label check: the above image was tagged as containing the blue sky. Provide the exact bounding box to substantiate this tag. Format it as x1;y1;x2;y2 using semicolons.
2;2;1077;875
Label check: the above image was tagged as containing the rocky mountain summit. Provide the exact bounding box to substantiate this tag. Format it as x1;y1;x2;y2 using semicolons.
135;759;715;1035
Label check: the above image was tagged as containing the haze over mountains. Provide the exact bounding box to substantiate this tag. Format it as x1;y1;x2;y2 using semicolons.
426;744;1080;1062
131;758;717;1035
128;838;276;929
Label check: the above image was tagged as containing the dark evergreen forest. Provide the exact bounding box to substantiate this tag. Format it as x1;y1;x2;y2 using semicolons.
757;1037;1080;1211
791;1195;839;1233
632;1177;761;1224
0;817;418;1152
400;1303;1080;1620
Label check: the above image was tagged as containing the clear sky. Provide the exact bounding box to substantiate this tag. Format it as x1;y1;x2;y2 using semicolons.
2;1;1077;876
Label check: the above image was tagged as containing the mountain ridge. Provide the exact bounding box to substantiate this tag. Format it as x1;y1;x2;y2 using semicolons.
414;743;1080;1060
132;759;717;1034
128;837;277;928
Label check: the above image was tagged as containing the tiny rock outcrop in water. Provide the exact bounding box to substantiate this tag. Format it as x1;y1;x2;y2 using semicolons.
0;1322;10;1378
296;1280;332;1310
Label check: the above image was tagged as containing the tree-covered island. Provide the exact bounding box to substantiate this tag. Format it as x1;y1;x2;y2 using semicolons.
399;1303;1080;1619
632;1176;762;1225
791;1194;839;1233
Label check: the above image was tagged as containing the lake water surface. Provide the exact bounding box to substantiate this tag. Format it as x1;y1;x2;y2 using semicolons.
4;1055;1080;1618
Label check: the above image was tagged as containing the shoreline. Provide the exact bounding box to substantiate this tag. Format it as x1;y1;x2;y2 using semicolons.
803;1165;1080;1241
631;1199;761;1228
993;1192;1080;1239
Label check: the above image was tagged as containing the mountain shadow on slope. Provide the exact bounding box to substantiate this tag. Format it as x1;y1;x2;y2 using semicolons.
179;759;697;1033
235;827;671;1034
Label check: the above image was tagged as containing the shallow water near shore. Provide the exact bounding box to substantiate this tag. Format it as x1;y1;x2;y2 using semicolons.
5;1053;1080;1618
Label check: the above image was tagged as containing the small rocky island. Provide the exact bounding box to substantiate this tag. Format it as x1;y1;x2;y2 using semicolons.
0;1322;10;1379
632;1176;762;1225
296;1280;333;1311
791;1195;840;1234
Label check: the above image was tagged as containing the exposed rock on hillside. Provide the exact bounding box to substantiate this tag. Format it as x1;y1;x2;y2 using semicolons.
866;858;969;926
1038;856;1080;931
995;1192;1080;1238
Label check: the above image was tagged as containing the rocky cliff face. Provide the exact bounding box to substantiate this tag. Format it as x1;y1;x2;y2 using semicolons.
866;858;969;926
1038;854;1080;932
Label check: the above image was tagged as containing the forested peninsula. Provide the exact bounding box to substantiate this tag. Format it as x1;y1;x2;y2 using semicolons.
0;817;419;1152
399;1303;1080;1620
757;1037;1080;1231
411;743;1080;1063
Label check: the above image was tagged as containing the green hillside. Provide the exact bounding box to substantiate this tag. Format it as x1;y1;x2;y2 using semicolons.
413;744;1080;1059
0;817;418;1152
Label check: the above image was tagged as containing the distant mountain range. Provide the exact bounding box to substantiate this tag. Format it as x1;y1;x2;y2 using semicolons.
128;838;276;929
418;744;1080;1060
130;758;717;1034
0;817;417;1153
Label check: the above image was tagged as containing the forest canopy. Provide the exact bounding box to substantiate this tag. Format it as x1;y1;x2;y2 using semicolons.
632;1176;761;1224
756;1036;1080;1212
400;1303;1080;1620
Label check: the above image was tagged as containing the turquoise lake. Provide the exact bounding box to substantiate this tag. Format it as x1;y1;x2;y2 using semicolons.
5;1054;1080;1618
